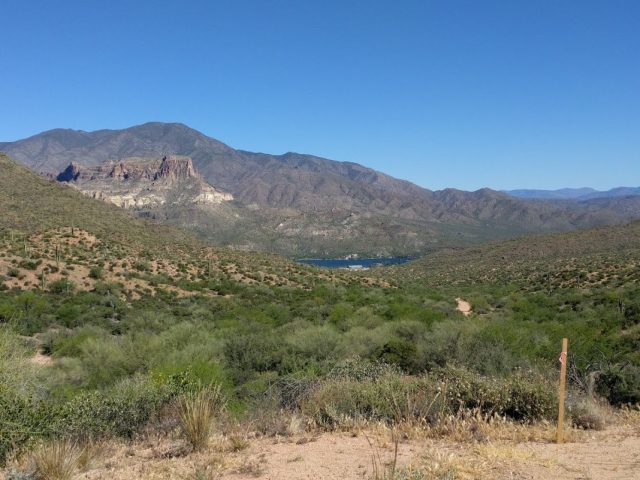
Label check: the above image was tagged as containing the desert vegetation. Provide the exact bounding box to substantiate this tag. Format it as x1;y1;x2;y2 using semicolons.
0;153;639;478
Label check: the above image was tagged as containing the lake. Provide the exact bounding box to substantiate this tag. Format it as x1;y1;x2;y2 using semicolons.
295;256;414;269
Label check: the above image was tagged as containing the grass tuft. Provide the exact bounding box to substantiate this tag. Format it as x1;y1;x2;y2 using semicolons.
31;440;81;480
179;385;225;452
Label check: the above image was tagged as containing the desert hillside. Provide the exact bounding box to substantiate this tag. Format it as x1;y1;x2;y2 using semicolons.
1;152;638;479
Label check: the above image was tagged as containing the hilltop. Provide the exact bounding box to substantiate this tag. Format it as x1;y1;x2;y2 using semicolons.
3;123;640;256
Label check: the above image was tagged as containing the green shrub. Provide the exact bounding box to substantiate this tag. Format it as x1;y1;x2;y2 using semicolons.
375;338;420;373
0;371;197;465
433;365;556;422
0;388;51;466
88;267;103;280
133;261;151;272
52;375;178;439
301;376;417;426
301;366;556;428
596;364;640;405
18;259;40;270
328;358;400;382
48;279;75;294
504;373;556;421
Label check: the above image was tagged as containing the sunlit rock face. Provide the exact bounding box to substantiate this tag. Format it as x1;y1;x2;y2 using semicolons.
56;155;233;209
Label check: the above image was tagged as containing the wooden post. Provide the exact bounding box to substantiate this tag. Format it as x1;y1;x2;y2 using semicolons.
556;337;569;443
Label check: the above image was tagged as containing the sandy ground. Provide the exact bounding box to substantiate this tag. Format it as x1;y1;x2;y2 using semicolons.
55;413;639;480
510;420;640;479
28;351;53;366
456;298;472;316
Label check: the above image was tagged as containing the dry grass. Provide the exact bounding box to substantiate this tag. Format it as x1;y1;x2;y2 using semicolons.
227;434;250;452
234;455;266;477
569;397;613;431
376;408;558;445
416;449;463;479
31;440;81;480
365;429;399;479
179;385;225;452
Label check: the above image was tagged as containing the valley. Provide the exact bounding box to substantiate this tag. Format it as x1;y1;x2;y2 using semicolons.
3;123;640;257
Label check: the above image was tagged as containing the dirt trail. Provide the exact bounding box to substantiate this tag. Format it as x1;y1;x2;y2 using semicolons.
456;297;472;316
72;415;640;480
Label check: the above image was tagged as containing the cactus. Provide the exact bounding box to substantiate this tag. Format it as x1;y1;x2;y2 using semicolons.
41;271;46;291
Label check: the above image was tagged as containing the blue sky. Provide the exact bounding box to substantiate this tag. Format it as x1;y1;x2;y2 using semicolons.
1;0;638;190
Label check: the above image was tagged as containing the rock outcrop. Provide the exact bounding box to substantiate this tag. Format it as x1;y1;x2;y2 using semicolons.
57;156;232;209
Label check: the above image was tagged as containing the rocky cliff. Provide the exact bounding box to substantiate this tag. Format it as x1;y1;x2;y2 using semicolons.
57;155;232;209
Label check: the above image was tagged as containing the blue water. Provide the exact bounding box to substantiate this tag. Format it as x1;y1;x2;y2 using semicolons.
295;256;414;269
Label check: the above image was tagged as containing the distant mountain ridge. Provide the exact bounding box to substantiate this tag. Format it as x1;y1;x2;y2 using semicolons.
505;187;640;200
3;122;640;256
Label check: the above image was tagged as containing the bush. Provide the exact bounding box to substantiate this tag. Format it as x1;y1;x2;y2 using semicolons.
434;365;556;422
133;261;151;272
48;279;75;294
301;366;556;428
328;358;400;382
596;364;640;405
18;260;40;271
0;389;51;466
0;371;198;466
375;338;420;373
301;376;418;426
52;375;181;439
504;373;556;421
88;267;103;280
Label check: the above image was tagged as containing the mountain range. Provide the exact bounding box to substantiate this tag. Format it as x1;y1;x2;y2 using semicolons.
2;122;640;256
505;187;640;200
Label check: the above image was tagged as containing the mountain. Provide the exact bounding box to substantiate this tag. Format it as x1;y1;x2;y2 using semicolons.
3;123;640;256
579;187;640;200
505;187;640;200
